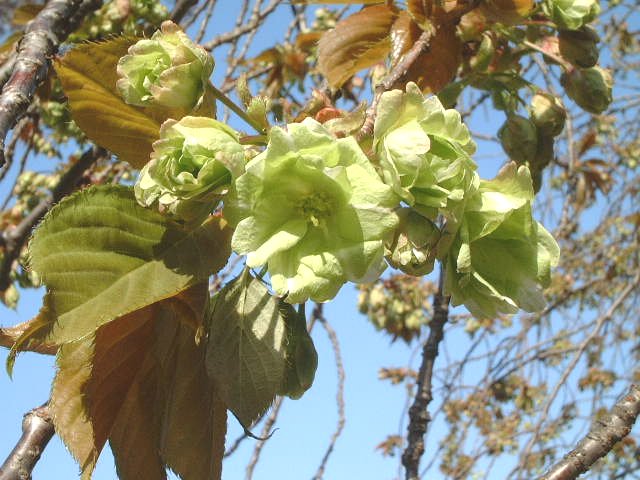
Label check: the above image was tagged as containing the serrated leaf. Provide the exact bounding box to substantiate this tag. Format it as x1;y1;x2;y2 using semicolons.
51;284;227;480
55;37;214;168
206;269;317;427
318;5;398;89
22;185;230;347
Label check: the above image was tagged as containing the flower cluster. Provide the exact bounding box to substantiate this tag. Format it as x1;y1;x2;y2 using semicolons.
120;23;559;319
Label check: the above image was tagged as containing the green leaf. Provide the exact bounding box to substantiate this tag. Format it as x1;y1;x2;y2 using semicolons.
51;285;227;480
206;269;317;427
24;185;231;346
277;302;318;400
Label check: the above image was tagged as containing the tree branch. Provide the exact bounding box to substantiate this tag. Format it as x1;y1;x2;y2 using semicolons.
538;384;640;480
0;146;108;291
401;270;450;480
312;304;346;480
0;404;54;480
0;0;103;167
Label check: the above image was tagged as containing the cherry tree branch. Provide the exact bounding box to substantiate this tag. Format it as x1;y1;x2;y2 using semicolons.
0;0;103;167
312;304;346;480
0;146;108;292
0;404;54;480
401;270;450;480
538;384;640;480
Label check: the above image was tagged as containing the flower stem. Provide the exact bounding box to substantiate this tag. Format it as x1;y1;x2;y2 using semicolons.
210;85;265;134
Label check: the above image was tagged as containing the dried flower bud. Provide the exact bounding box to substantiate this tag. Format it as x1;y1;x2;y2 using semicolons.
561;66;613;114
558;26;599;68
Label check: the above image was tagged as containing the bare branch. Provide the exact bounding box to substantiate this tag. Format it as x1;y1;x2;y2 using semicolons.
312;304;346;480
202;0;281;50
538;384;640;480
245;397;284;480
0;404;54;480
401;270;450;480
0;146;108;291
0;0;103;167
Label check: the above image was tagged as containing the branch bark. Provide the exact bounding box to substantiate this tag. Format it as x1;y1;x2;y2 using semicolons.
538;384;640;480
0;404;55;480
401;272;450;480
0;0;103;166
0;146;108;291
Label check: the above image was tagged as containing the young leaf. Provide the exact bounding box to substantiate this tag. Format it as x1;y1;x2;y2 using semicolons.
390;14;462;93
24;185;231;347
318;4;398;89
51;284;227;480
206;269;318;427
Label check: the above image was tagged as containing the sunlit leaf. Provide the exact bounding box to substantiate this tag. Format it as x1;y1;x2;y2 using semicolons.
318;4;398;89
51;285;226;480
23;185;231;346
206;269;317;427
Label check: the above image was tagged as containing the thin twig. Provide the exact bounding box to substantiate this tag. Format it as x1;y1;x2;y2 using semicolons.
401;269;450;480
516;273;640;476
245;397;284;480
0;403;55;480
0;146;108;291
312;303;346;480
0;0;103;167
170;0;199;23
538;384;640;480
203;0;281;50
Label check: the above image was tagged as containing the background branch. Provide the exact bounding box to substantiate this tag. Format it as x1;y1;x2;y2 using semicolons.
401;270;450;480
538;384;640;480
0;403;54;480
0;0;103;166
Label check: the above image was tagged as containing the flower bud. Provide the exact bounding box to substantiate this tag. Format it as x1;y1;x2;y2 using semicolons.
385;209;440;276
498;115;538;164
558;26;599;68
529;92;566;137
117;21;214;109
135;116;244;220
561;66;612;114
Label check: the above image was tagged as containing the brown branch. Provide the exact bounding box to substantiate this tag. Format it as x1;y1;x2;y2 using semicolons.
0;0;103;167
0;146;108;291
401;271;450;480
170;0;200;23
202;0;281;50
312;304;346;480
0;403;55;480
538;384;640;480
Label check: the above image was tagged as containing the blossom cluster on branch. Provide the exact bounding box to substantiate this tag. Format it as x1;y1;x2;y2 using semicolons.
117;21;559;318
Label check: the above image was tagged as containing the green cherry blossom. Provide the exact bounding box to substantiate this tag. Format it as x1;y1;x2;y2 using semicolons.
543;0;600;30
445;163;560;318
373;82;478;225
224;118;399;304
135;116;244;220
116;20;214;109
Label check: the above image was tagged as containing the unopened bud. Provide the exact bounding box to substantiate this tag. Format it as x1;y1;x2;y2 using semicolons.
498;115;538;163
530;92;566;137
558;26;599;68
561;66;612;114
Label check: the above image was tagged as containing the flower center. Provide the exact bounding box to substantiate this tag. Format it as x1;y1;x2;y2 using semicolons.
299;191;334;227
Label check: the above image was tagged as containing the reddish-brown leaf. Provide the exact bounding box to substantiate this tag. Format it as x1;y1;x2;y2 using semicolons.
318;4;399;89
50;284;226;480
390;14;462;93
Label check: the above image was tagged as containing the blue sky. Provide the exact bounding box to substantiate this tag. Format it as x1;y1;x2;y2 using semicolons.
0;2;638;480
